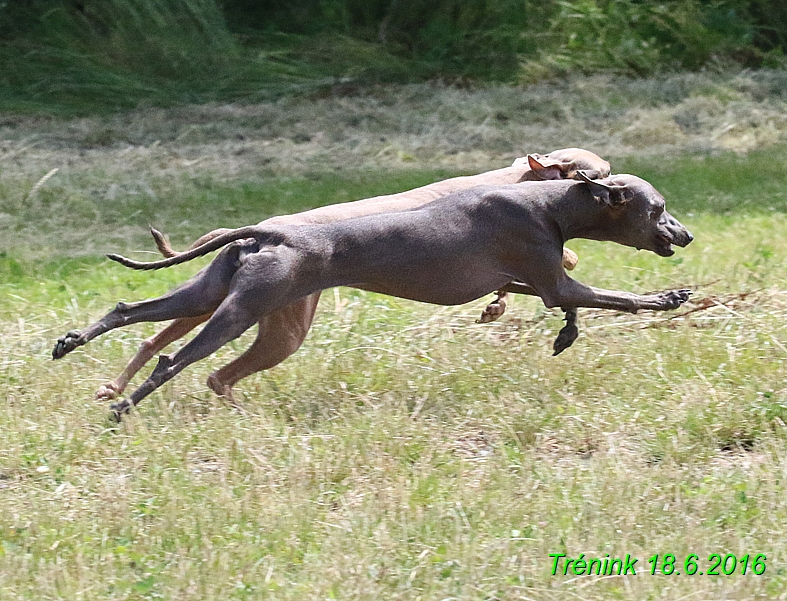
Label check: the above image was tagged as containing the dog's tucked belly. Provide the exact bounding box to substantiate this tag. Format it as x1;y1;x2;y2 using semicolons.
347;271;513;306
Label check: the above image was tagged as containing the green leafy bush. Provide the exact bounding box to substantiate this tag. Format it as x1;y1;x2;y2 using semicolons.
529;0;756;76
1;0;786;114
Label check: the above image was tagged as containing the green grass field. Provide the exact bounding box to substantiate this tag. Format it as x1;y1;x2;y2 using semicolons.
3;100;787;598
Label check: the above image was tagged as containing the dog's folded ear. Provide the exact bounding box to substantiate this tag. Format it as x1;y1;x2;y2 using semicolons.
526;154;573;180
570;168;604;181
576;171;629;206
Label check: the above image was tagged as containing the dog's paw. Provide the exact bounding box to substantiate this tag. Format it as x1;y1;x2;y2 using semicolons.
553;323;579;355
477;303;505;323
476;294;507;324
96;382;122;401
52;330;83;359
562;248;579;271
109;400;132;422
207;373;234;401
658;289;692;310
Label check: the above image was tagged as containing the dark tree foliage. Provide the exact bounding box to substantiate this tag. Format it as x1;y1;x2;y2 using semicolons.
746;0;787;53
221;0;535;79
1;0;786;114
218;0;787;74
3;0;787;76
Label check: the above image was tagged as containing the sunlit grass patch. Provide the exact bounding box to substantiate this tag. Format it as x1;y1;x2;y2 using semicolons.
1;203;786;597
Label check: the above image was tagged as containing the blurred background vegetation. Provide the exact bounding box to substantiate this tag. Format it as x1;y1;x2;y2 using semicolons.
1;0;787;114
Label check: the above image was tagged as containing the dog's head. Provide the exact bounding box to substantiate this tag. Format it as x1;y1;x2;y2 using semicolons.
517;148;612;182
576;172;693;257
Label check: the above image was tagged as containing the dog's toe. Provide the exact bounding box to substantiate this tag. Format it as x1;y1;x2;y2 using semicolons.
52;330;83;359
667;289;691;308
653;289;692;311
109;400;132;422
477;300;507;324
96;383;121;401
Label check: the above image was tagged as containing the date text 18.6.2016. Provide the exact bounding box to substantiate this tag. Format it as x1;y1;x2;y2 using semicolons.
549;553;766;576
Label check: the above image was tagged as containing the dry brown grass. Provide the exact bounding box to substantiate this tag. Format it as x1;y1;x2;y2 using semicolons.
4;71;787;187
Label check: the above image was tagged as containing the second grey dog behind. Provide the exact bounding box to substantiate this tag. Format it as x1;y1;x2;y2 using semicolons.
54;173;693;418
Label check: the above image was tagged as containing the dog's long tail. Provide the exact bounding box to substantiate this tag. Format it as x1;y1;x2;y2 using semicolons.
150;225;233;258
107;225;266;270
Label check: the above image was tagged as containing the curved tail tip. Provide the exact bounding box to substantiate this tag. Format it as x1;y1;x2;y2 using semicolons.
148;227;166;246
106;252;164;270
106;253;135;267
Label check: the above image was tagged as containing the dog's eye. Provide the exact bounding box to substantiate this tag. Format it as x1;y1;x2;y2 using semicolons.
651;206;664;218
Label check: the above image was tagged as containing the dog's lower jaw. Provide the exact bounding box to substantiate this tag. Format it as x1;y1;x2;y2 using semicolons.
657;246;675;257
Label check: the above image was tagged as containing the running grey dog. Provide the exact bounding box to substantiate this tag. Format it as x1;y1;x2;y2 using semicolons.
53;172;692;419
93;148;610;403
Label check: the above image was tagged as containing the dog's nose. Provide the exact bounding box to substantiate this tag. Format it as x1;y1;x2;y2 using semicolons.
672;228;693;247
663;212;693;246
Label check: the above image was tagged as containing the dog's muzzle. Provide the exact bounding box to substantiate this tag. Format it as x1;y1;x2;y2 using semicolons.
656;212;693;256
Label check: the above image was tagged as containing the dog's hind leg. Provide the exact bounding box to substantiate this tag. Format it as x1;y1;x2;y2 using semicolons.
53;241;254;360
206;292;322;401
109;297;262;417
110;247;307;417
95;314;210;400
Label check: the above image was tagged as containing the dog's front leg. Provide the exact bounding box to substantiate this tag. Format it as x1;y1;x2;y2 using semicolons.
494;282;579;354
477;281;540;323
477;291;509;323
477;247;580;324
539;276;690;313
553;308;578;355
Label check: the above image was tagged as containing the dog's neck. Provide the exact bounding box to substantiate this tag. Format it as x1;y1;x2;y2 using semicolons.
545;183;620;244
